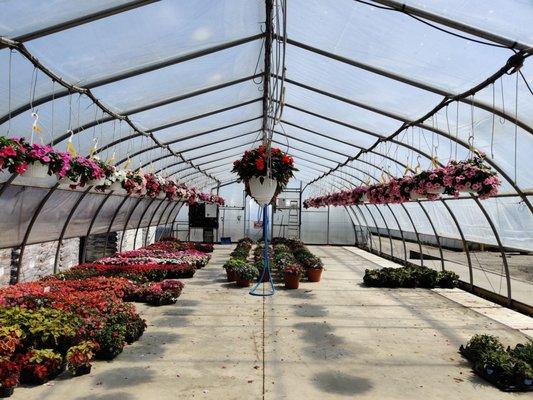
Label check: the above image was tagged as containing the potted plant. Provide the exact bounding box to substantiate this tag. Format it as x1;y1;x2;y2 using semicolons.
233;262;258;287
306;264;324;282
0;360;20;397
0;137;29;180
66;341;98;376
223;259;247;282
284;263;303;289
232;145;297;205
65;155;105;188
17;349;64;384
122;170;146;196
145;173;166;198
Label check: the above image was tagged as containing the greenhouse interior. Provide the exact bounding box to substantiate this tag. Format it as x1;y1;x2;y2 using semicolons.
0;0;532;399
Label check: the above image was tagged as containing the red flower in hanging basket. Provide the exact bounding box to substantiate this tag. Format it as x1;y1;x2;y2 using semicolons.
255;157;265;171
282;155;293;165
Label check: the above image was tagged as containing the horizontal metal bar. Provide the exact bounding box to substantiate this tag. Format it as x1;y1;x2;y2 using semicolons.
368;0;532;51
275;40;532;135
0;0;160;47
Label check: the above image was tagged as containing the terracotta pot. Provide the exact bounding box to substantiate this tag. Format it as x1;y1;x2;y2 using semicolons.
236;278;251;287
226;269;237;282
307;268;323;282
284;273;300;289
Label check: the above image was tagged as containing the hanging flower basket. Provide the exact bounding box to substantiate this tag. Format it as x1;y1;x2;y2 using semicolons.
232;145;297;205
248;176;278;206
24;162;49;178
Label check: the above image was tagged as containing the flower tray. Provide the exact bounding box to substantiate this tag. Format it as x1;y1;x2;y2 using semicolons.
459;346;533;392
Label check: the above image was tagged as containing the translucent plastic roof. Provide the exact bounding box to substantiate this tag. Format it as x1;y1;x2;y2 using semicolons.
0;0;532;258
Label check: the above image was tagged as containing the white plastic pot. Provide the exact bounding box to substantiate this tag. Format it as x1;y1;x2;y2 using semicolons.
427;187;445;195
87;177;106;187
158;192;166;200
24;163;49;178
248;176;277;206
409;191;423;201
109;181;123;191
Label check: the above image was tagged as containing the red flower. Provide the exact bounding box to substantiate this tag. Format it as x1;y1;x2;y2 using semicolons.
282;155;293;165
256;157;265;171
15;163;27;174
257;145;266;154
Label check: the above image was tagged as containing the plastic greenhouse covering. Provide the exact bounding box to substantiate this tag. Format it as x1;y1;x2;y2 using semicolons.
0;0;531;312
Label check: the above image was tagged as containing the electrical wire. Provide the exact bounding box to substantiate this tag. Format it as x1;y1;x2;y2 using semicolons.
353;0;515;50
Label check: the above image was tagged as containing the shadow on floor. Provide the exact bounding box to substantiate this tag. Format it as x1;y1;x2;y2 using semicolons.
76;391;137;400
312;371;373;396
91;367;155;389
118;331;181;362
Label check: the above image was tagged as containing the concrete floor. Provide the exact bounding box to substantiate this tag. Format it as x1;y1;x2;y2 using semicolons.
11;245;532;400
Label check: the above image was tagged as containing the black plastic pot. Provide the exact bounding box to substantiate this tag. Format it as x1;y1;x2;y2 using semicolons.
72;364;91;377
0;387;14;398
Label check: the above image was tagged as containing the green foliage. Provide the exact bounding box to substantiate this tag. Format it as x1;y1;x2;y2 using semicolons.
223;258;250;272
510;342;533;366
0;307;81;351
233;262;258;281
436;270;460;288
363;266;458;289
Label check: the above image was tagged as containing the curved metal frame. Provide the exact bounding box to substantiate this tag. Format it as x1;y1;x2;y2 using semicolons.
119;196;145;252
133;197;157;249
53;186;93;273
143;200;167;246
417;202;445;271
399;203;425;268
14;184;60;283
368;204;394;259
81;191;115;263
102;195;132;257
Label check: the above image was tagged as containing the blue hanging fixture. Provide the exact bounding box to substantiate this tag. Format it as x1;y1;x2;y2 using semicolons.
249;204;275;296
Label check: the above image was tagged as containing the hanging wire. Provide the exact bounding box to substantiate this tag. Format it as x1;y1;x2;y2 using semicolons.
49;81;55;145
352;0;515;49
491;83;496;158
499;78;506;124
514;71;519;183
518;70;533;96
7;49;12;137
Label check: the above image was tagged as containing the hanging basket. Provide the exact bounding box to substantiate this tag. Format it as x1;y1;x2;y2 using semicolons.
87;177;106;187
24;163;50;178
427;187;445;195
247;176;277;206
109;181;123;191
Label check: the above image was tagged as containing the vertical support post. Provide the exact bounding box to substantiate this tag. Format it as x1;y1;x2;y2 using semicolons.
473;197;512;305
441;200;473;290
352;205;373;252
133;197;157;249
119;197;145;252
400;204;424;267
53;186;92;273
367;204;393;258
326;205;330;245
418;202;445;271
103;195;131;257
144;200;165;246
81;191;114;263
14;184;59;284
385;204;408;265
361;204;383;254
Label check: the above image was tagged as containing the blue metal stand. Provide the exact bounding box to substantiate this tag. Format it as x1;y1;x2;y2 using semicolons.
249;204;275;296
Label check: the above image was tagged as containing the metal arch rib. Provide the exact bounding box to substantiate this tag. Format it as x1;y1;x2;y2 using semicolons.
0;35;264;125
0;1;161;48
366;0;532;52
273;40;532;135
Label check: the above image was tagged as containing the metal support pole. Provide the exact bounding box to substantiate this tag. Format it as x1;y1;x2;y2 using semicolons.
81;191;114;263
53;186;92;273
441;200;474;290
417;202;445;271
103;195;131;257
368;204;394;258
14;184;59;284
400;204;425;267
473;197;512;305
119;196;145;252
385;204;408;265
133;197;157;249
352;205;373;252
144;200;165;246
360;204;382;254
